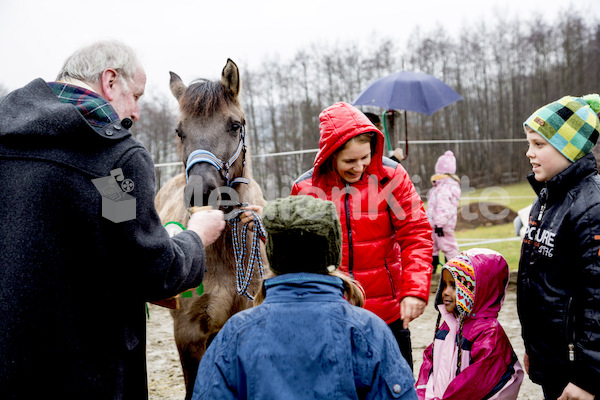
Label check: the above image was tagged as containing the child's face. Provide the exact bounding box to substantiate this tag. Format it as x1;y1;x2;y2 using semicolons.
441;269;457;314
525;126;572;182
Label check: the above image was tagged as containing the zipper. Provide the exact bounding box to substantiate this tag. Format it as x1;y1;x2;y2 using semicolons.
384;259;396;299
568;344;575;362
344;183;354;278
537;187;548;221
566;296;576;362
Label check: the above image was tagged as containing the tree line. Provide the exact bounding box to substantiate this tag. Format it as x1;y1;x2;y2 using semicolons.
137;10;600;201
3;11;596;203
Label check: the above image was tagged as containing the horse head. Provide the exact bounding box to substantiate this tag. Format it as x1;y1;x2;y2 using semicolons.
169;59;248;211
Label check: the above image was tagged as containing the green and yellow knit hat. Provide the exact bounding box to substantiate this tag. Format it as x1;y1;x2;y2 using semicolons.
524;94;600;162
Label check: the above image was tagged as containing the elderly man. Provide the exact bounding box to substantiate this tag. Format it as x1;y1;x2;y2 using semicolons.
0;40;224;399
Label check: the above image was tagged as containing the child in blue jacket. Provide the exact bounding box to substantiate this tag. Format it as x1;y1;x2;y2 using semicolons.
191;195;417;400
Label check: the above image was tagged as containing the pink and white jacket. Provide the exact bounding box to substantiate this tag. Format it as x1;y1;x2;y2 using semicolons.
426;175;461;230
416;248;524;400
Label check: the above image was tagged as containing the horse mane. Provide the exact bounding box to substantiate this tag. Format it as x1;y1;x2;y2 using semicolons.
179;79;239;118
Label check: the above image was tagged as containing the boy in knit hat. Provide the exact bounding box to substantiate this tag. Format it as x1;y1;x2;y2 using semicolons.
426;150;461;272
517;94;600;400
191;195;418;400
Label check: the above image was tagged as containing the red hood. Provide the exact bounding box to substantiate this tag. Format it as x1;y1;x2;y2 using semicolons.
313;102;388;185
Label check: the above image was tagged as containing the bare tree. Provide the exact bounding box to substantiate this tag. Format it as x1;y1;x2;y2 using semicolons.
235;10;599;199
132;93;180;190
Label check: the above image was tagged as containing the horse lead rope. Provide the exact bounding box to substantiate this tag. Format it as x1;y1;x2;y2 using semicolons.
227;208;266;300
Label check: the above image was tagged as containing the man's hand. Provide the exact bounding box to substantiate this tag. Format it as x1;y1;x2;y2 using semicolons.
400;296;426;329
523;352;530;375
187;209;226;247
557;383;594;400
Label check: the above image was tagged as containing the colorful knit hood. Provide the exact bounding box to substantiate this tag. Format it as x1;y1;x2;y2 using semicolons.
524;94;600;162
435;248;509;319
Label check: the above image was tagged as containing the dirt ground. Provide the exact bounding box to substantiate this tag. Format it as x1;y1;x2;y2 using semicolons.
146;275;544;400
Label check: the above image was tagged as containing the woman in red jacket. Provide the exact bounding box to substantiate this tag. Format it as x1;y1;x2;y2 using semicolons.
291;102;433;367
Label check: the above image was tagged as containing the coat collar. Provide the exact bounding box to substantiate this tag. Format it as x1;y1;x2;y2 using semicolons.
263;273;345;303
528;153;598;203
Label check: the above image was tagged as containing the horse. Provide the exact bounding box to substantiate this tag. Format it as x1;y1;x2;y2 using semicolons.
154;59;267;399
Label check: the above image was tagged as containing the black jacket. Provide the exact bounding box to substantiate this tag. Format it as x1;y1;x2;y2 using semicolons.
0;79;206;399
517;153;600;395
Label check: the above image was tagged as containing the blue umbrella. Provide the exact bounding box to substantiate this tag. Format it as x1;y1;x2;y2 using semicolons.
352;71;463;159
352;71;463;116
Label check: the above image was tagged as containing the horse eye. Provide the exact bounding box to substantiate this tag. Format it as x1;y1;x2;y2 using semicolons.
231;123;242;132
176;128;185;139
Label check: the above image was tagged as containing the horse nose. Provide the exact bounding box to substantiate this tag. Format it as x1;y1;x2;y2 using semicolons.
184;163;223;208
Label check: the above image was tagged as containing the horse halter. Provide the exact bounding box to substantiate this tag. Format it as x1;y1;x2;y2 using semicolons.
185;123;250;187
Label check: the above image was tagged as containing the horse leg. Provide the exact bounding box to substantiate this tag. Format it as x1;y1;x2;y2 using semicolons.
173;287;237;399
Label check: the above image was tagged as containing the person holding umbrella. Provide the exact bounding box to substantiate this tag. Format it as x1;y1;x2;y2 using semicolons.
291;101;433;368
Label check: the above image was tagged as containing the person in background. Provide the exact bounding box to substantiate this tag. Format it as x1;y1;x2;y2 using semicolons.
364;111;404;162
416;249;524;399
291;102;433;369
192;195;418;400
518;94;600;400
426;150;461;272
0;40;225;399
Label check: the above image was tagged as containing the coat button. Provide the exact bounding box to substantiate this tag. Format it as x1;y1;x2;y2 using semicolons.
105;128;114;136
113;124;122;130
393;384;401;393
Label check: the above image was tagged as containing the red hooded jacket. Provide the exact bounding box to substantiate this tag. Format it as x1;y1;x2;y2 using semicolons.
291;102;433;324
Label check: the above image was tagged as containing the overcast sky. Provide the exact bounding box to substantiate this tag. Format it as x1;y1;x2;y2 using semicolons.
1;0;598;98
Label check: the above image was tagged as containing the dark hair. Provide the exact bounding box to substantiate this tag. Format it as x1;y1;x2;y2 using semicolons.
319;132;377;176
336;132;376;154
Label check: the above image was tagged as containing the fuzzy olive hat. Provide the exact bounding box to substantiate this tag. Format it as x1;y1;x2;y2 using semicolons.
524;94;600;162
262;195;341;275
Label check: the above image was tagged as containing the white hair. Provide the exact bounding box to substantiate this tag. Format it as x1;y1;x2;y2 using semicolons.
56;40;141;89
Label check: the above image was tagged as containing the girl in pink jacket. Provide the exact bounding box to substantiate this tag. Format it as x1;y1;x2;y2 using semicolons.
416;248;524;400
426;150;461;271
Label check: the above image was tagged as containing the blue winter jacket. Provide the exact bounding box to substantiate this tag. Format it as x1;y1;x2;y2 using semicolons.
192;273;417;400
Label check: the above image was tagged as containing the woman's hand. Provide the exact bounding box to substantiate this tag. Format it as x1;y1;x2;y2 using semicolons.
400;296;426;329
240;205;263;229
557;383;594;400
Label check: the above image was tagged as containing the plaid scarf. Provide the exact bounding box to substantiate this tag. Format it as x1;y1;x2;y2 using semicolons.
48;82;119;132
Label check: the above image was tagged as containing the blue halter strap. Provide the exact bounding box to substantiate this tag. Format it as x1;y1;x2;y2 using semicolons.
185;125;251;187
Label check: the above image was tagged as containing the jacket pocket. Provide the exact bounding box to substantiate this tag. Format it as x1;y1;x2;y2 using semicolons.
384;259;397;299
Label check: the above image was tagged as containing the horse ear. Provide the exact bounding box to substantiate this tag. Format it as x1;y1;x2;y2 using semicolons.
221;59;240;98
169;71;187;102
